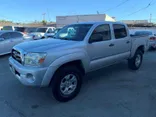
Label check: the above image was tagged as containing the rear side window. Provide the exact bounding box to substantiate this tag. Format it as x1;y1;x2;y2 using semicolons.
10;32;23;38
113;24;127;39
0;32;11;39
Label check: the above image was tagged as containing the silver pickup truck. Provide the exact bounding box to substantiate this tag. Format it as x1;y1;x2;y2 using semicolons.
9;22;149;102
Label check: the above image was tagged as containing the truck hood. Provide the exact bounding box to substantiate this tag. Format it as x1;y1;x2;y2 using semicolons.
14;39;78;52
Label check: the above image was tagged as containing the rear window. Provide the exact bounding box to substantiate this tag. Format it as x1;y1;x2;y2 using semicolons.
36;28;47;33
135;31;152;36
113;24;127;39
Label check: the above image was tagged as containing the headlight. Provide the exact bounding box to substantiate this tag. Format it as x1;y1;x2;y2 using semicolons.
24;53;47;66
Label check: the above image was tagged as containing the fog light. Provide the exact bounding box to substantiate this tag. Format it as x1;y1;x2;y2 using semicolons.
26;73;35;82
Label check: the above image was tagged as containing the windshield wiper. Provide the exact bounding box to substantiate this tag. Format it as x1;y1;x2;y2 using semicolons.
60;38;69;40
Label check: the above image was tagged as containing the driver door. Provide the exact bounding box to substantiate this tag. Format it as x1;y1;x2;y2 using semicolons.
87;24;115;71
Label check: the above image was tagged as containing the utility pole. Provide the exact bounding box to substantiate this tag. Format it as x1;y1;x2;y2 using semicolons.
77;15;79;23
150;14;152;23
42;13;46;21
47;9;51;22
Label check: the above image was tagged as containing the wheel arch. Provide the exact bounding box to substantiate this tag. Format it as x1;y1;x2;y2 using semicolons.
131;45;145;58
49;60;85;86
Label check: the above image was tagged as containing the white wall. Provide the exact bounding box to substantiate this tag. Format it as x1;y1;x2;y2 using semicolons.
105;14;115;22
56;14;115;27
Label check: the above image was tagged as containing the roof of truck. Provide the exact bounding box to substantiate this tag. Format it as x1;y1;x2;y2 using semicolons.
72;21;125;25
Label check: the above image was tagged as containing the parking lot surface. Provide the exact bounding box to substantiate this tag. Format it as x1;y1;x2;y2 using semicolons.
0;51;156;117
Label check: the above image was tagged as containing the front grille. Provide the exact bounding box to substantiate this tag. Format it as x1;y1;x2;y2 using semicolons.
12;49;22;64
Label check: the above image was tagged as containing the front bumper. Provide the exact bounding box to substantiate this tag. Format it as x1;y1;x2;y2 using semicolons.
9;57;48;86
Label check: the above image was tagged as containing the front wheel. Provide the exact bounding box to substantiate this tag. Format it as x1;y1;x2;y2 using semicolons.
128;50;143;70
51;66;82;102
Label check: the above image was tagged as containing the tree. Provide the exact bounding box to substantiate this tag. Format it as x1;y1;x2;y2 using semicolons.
42;20;47;25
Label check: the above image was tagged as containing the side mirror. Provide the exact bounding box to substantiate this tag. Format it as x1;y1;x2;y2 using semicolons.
0;38;4;41
89;34;103;43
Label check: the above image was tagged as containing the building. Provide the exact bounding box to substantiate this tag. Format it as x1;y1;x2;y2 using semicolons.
121;20;149;25
121;20;155;27
56;14;115;27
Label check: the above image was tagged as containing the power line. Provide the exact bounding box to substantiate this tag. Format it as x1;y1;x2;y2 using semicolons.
104;0;130;12
127;0;155;16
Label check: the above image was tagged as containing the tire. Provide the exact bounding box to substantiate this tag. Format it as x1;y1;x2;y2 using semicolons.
128;50;143;70
151;47;156;50
51;65;82;102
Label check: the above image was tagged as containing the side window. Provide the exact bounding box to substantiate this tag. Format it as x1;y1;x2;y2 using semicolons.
113;24;127;39
47;28;53;33
89;24;111;43
10;32;23;38
1;33;11;39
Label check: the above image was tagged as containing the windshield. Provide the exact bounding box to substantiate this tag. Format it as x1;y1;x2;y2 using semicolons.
25;28;37;33
36;28;47;33
15;27;25;32
54;24;93;41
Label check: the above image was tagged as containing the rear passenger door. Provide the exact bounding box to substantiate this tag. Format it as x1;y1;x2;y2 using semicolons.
112;24;131;60
10;32;23;46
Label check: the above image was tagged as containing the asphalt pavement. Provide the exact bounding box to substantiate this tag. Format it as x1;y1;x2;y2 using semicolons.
0;51;156;117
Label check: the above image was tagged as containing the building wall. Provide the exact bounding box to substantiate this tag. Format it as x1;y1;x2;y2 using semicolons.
121;20;148;24
105;14;116;22
56;14;115;27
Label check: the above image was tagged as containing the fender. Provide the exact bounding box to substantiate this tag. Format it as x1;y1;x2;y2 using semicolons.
130;37;146;58
41;52;90;86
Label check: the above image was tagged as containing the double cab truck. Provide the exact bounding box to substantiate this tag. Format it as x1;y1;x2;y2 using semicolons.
9;22;149;102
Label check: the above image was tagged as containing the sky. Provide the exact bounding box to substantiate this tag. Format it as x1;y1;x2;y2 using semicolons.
0;0;155;23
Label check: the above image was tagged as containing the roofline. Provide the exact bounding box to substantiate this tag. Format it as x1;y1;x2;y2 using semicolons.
56;14;107;17
69;21;125;25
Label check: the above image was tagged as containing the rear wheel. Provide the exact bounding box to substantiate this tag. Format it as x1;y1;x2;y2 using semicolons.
151;46;156;50
51;66;82;102
128;50;143;70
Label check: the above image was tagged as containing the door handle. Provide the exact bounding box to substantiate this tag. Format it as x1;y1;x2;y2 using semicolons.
109;43;114;47
126;41;130;44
